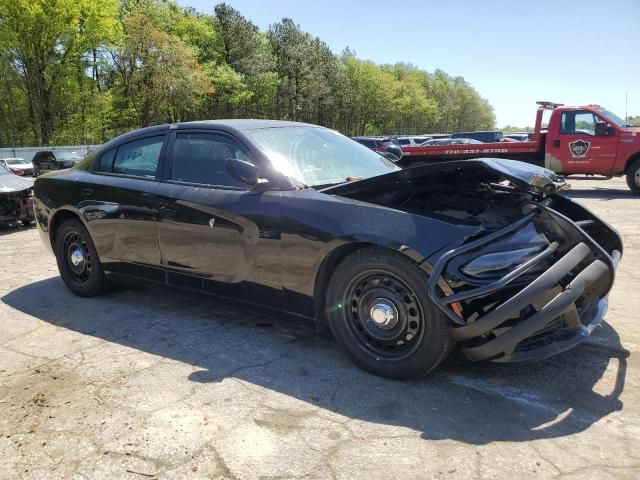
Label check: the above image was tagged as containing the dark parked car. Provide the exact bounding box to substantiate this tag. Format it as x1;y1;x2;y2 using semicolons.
451;131;504;143
351;136;403;161
0;163;35;225
32;150;83;177
33;120;622;379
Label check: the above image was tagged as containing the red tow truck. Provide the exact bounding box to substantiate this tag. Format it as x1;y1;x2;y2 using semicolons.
399;102;640;194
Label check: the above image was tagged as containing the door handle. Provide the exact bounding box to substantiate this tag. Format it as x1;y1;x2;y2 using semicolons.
80;188;94;197
553;140;560;148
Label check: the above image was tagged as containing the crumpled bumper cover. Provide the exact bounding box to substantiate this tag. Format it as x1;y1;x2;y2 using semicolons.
427;195;622;363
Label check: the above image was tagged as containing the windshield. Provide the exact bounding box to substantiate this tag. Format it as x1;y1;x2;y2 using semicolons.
6;158;27;165
245;126;400;186
595;107;630;128
56;151;82;161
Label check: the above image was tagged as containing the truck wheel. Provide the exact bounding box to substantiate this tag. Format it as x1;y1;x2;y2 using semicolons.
325;247;454;379
626;159;640;195
54;218;109;297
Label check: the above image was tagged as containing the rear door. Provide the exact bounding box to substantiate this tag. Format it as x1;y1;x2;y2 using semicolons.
155;130;283;307
551;110;618;174
82;134;168;279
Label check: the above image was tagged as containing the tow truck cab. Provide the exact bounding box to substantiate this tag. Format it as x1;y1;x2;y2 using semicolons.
535;102;639;179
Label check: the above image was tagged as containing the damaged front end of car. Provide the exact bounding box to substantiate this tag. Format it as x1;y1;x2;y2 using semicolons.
428;192;621;362
0;175;35;225
0;189;34;224
329;158;622;363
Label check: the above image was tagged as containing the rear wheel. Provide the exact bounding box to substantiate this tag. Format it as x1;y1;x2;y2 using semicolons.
54;218;109;297
326;248;454;379
626;159;640;195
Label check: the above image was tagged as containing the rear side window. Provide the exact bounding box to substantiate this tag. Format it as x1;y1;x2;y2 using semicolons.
170;132;252;188
112;136;164;177
399;139;411;145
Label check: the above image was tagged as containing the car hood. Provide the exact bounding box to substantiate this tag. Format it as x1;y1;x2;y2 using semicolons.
0;174;34;193
322;158;566;197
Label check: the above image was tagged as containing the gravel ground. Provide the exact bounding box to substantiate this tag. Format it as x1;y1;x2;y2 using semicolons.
0;176;638;479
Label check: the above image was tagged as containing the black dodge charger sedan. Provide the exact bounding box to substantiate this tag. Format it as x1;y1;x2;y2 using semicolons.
33;120;622;379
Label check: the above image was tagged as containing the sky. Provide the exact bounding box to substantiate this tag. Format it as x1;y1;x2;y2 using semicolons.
177;0;640;127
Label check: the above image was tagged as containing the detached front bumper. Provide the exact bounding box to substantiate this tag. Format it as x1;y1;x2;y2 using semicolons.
427;195;622;363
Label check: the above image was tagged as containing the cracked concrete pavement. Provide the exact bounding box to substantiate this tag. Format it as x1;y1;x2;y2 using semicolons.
1;177;639;479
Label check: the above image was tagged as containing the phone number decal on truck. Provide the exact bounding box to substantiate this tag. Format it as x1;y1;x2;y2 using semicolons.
443;148;510;155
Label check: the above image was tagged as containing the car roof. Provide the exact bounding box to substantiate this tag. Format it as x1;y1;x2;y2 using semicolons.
101;120;322;151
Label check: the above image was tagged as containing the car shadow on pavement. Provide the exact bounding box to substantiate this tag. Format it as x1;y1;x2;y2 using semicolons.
0;223;35;236
2;277;629;445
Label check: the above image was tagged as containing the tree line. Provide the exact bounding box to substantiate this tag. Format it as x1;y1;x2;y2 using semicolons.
0;0;496;147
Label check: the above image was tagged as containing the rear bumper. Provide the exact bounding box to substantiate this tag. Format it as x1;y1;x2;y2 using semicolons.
427;195;621;363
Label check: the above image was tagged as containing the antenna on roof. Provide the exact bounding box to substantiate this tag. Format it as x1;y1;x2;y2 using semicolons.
536;101;564;108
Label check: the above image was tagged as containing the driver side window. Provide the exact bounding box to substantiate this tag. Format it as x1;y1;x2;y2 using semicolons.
169;132;253;188
560;111;597;135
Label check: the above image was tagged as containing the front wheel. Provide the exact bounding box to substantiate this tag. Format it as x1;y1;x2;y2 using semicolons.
325;248;454;379
54;218;109;297
626;159;640;195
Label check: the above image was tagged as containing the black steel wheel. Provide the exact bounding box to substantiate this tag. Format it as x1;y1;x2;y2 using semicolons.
326;247;454;379
345;271;424;360
54;218;109;297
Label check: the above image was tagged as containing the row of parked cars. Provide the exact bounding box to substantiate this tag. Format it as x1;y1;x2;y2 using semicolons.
353;130;532;149
0;150;84;178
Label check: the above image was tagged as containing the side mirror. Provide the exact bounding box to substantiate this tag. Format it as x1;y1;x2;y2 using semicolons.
606;125;616;136
595;122;609;136
226;158;261;186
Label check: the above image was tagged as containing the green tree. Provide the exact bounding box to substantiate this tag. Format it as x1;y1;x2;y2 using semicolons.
0;0;118;144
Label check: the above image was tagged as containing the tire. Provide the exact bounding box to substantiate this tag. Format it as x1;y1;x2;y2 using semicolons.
626;159;640;195
326;247;454;379
54;218;109;297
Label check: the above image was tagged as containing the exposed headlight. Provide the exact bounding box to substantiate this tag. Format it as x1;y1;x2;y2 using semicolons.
461;246;545;279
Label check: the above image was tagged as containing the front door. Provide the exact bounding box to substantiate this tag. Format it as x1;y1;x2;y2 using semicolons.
155;130;283;307
551;109;618;174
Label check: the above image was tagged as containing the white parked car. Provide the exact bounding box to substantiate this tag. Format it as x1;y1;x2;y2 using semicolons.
396;136;431;147
0;158;34;176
